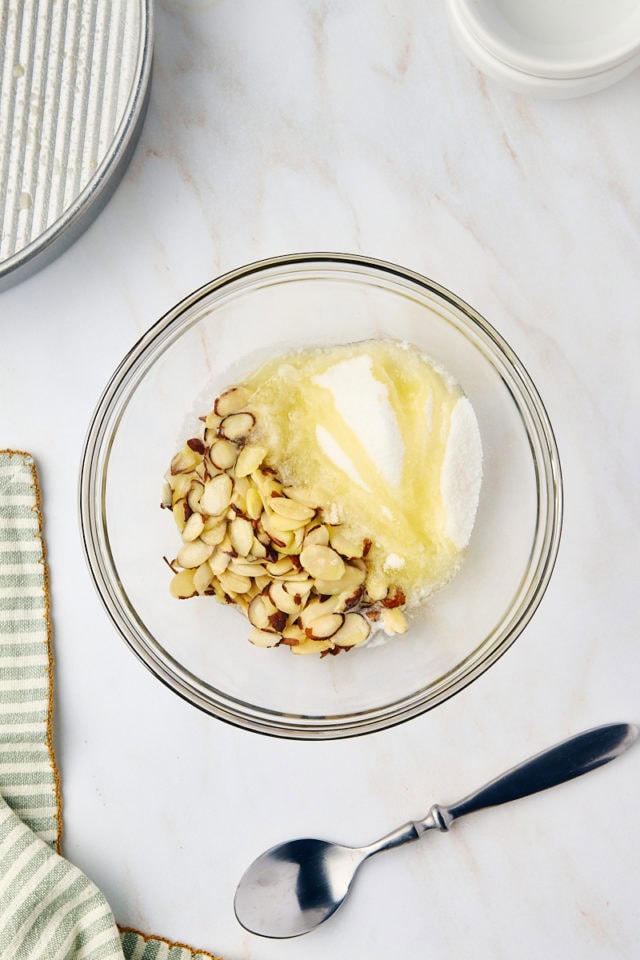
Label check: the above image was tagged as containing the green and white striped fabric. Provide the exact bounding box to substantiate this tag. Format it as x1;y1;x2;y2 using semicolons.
1;452;221;960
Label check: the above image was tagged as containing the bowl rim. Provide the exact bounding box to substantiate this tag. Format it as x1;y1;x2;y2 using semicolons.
79;252;563;739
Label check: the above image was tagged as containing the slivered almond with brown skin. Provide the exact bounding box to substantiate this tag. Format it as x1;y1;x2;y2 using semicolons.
300;544;345;581
172;499;189;532
291;637;332;656
170;472;194;499
332;612;371;648
200;474;233;516
265;512;309;532
265;556;295;577
305;612;344;640
208;549;231;576
250;537;267;559
245;486;263;520
193;561;214;595
313;562;365;597
186;481;204;513
235;444;267;478
269;497;316;523
218;412;255;441
300;596;342;629
170;445;201;475
248;595;271;630
303;524;330;547
268;581;302;615
229;560;267;578
248;627;281;648
170;569;197;599
214;386;250;417
229;516;254;556
182;512;205;542
187;437;205;454
283;579;313;603
200;521;228;546
328;526;365;558
382;607;408;634
365;573;388;602
177;539;214;569
209;439;237;470
218;570;252;595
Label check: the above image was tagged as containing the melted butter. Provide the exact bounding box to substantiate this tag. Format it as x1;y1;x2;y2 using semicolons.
239;340;474;604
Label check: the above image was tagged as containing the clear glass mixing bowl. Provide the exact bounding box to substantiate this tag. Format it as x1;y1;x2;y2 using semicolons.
79;254;562;738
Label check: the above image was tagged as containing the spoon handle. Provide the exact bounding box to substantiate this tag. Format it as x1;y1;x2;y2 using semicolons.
420;723;638;833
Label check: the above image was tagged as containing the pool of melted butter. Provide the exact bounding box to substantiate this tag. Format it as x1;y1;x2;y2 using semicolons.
240;339;472;604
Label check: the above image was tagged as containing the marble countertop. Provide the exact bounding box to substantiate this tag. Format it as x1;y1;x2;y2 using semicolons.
2;1;639;957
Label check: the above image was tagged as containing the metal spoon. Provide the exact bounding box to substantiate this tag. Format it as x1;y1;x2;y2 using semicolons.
234;722;637;938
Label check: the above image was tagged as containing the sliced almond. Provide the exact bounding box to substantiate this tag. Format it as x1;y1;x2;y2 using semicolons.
365;573;388;602
200;474;233;516
328;526;365;558
170;472;194;500
229;560;267;578
214;386;250;417
169;568;197;599
170;444;201;475
265;511;309;532
304;612;344;640
200;521;228;546
332;612;371;648
303;524;330;547
382;607;408;634
208;549;231;576
218;411;255;441
209;439;238;470
283;579;313;603
245;486;263;520
218;570;252;595
268;581;302;615
300;595;342;629
269;497;316;523
182;512;205;542
235;444;267;478
248;595;271;630
300;544;345;581
248;627;281;648
172;499;189;532
314;562;366;597
186;480;204;513
229;516;254;556
290;637;332;656
177;539;214;569
193;561;214;595
250;537;267;559
251;469;283;501
265;556;295;578
283;485;321;509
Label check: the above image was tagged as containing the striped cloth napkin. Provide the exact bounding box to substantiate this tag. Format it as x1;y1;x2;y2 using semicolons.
0;451;221;960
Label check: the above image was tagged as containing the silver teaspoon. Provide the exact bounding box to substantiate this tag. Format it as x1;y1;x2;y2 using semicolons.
234;722;638;939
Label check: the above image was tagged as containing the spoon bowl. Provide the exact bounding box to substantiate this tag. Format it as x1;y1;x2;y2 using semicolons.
234;839;366;938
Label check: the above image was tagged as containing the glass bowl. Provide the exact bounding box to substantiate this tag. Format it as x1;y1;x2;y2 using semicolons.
79;254;562;739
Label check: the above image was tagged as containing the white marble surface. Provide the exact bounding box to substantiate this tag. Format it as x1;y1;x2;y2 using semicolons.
2;1;640;957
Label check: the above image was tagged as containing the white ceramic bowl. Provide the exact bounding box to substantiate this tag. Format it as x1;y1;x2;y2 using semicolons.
447;0;640;97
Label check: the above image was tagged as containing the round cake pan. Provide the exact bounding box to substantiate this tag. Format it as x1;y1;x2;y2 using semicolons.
0;0;153;291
